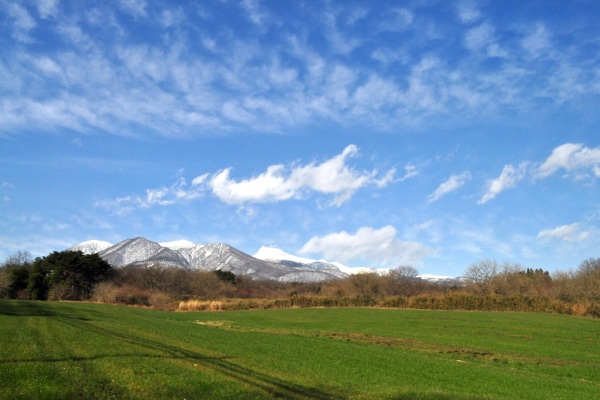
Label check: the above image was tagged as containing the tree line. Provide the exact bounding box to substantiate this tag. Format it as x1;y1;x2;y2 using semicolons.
0;250;598;317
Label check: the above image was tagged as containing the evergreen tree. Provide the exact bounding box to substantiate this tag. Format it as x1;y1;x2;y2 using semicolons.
28;250;113;300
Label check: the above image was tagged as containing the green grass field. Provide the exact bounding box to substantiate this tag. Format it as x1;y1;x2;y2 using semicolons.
0;300;598;399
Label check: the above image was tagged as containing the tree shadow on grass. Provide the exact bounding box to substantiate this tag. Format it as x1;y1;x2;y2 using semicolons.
0;300;57;317
2;301;343;400
70;319;342;399
0;300;96;321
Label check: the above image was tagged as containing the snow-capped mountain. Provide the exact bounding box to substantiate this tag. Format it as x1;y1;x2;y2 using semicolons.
254;246;371;276
69;238;344;282
69;239;458;282
99;237;188;269
69;240;113;255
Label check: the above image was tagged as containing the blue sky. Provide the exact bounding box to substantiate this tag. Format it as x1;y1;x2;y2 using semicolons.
1;0;599;277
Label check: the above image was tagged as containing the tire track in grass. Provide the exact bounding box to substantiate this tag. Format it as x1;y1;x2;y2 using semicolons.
51;316;343;399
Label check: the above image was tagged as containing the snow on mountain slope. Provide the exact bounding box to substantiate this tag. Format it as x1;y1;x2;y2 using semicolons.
99;237;179;268
69;240;113;255
69;237;460;283
254;246;372;276
68;238;344;282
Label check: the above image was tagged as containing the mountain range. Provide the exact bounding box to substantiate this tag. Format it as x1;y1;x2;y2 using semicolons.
69;238;460;283
69;238;350;282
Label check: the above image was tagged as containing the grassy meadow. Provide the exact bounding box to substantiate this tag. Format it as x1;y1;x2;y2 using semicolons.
0;300;598;399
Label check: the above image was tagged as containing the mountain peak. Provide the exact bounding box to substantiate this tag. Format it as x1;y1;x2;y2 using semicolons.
69;240;113;255
68;238;344;282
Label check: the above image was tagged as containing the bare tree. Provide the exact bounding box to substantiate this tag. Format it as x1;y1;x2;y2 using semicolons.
575;257;600;301
552;270;576;302
385;266;419;296
492;262;526;296
347;272;382;300
1;250;33;268
464;260;499;295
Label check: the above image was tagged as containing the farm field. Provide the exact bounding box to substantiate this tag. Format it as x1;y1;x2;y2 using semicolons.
0;300;598;399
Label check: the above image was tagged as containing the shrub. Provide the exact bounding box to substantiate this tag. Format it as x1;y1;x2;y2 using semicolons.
584;304;600;318
114;285;151;306
91;282;119;304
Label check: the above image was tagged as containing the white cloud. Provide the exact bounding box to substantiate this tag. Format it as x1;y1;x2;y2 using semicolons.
7;3;36;42
537;143;600;179
241;0;267;26
209;145;396;206
160;8;185;29
96;176;207;215
457;1;480;24
2;2;599;139
522;23;552;57
464;23;507;58
299;225;434;267
474;143;599;206
478;163;528;204
346;8;369;25
98;146;396;212
118;0;147;18
537;223;589;242
210;165;294;204
37;0;59;19
465;23;495;52
428;172;471;203
323;9;361;55
396;163;418;182
33;56;62;76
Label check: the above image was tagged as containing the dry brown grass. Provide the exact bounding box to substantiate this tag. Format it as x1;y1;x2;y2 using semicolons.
178;299;223;311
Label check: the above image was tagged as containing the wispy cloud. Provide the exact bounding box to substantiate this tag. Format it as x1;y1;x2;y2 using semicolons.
428;172;471;203
37;0;59;19
537;223;589;242
456;1;481;24
118;0;147;19
2;2;599;138
521;23;552;57
477;142;599;204
299;225;434;267
0;233;74;260
537;143;600;179
6;3;36;42
241;0;268;26
1;181;14;202
464;22;507;58
95;175;207;215
478;163;528;204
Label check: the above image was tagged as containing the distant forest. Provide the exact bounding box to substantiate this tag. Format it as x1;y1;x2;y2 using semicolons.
1;250;598;318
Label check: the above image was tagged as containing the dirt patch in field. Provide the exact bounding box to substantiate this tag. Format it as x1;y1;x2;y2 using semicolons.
194;320;235;328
